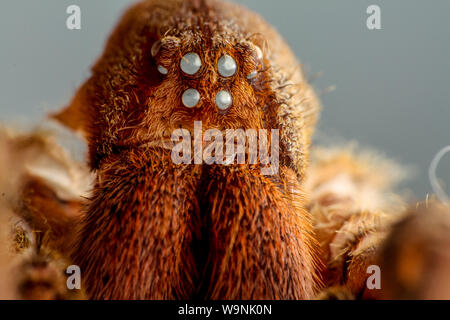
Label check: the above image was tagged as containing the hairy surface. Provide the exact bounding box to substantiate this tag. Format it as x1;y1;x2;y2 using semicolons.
201;165;320;299
304;147;407;298
1;127;449;299
377;202;450;299
74;148;201;299
0;128;87;299
54;0;321;299
55;0;319;174
2;0;448;300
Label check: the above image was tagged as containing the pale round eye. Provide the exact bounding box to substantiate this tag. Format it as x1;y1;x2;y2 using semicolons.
215;90;232;110
182;88;200;108
255;45;263;60
247;45;263;79
247;70;258;79
157;65;168;75
180;52;202;75
217;54;237;77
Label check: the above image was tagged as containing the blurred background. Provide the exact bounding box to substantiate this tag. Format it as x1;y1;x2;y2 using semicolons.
0;0;449;199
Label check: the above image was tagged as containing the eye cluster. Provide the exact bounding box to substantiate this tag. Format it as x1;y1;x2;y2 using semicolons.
154;42;262;111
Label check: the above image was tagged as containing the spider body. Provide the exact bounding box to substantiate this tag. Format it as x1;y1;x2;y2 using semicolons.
7;0;445;301
0;0;450;300
56;0;321;299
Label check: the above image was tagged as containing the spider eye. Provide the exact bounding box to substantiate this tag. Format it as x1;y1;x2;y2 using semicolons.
215;90;232;110
254;45;263;60
217;54;237;77
180;52;202;75
247;45;263;79
182;88;201;108
157;65;168;75
247;70;258;79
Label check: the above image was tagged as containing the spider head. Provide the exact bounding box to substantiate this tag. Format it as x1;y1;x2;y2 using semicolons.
54;15;269;169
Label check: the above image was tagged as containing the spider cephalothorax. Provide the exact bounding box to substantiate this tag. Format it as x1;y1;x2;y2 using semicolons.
52;0;321;299
55;0;319;175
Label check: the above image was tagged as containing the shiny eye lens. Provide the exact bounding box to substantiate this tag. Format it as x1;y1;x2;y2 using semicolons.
182;88;201;108
215;90;232;110
247;46;263;80
157;65;168;75
218;54;237;77
255;45;263;60
180;52;202;75
247;70;258;79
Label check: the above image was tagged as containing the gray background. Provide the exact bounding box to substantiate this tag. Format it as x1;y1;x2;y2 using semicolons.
0;0;449;199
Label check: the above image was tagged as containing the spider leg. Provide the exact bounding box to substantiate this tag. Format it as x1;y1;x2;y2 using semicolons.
72;149;201;299
305;147;404;298
201;165;320;299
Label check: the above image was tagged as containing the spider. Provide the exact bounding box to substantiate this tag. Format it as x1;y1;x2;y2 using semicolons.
1;0;449;300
